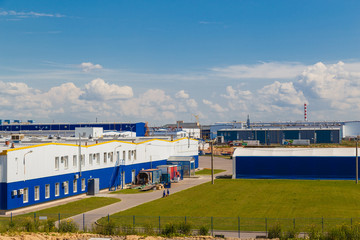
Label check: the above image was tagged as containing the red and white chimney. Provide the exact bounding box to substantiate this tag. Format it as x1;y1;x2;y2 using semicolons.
304;103;307;121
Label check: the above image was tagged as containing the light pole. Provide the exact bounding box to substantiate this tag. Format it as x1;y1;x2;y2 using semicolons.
211;140;214;184
23;150;33;181
356;137;358;184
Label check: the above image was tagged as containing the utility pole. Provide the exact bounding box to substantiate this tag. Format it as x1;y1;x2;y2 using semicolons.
211;141;214;184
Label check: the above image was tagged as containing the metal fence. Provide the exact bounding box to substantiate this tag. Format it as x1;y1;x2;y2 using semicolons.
1;213;360;237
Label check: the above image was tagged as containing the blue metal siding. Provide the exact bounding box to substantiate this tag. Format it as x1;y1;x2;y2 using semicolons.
4;159;167;210
235;156;357;180
0;123;147;137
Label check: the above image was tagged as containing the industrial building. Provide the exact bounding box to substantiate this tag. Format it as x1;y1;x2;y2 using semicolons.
218;128;341;144
0;135;198;211
233;147;358;180
0;121;147;137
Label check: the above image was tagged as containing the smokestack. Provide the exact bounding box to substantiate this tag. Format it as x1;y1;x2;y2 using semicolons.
304;103;307;121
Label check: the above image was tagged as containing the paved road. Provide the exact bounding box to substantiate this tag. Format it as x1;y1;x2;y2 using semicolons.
70;156;233;230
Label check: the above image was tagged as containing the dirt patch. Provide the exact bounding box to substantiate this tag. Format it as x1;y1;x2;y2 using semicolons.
0;233;276;240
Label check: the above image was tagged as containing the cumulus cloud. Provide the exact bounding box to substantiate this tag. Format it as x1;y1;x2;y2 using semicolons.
202;99;228;113
211;62;306;79
175;90;189;99
81;78;133;100
80;62;103;72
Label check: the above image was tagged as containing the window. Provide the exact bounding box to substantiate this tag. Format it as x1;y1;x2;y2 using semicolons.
134;150;136;160
104;152;107;163
123;151;126;160
34;186;40;201
73;179;77;193
73;155;77;167
81;179;86;191
96;153;100;164
23;188;28;203
109;152;113;163
45;184;50;199
89;154;93;165
81;154;85;166
55;157;59;170
132;170;136;184
55;183;60;197
64;181;69;195
128;150;131;160
64;156;69;169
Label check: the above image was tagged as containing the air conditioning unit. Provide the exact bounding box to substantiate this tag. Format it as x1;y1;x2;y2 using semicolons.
11;190;17;196
18;189;24;195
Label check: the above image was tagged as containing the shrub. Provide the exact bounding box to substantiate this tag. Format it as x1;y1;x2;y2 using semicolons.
58;219;78;233
268;223;282;239
282;228;299;239
143;223;155;235
23;217;39;232
178;222;192;235
102;221;117;235
119;224;137;235
43;219;55;232
162;223;177;236
307;225;323;240
199;225;209;236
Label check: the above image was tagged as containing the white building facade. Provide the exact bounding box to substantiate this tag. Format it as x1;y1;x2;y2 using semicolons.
0;137;198;211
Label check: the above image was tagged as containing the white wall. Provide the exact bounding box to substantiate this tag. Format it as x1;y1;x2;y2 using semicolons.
4;138;198;183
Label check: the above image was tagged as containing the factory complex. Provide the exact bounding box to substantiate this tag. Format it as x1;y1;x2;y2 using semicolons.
0;128;198;211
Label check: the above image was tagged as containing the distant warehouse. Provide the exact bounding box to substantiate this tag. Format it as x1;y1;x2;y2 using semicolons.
233;147;358;180
218;128;341;144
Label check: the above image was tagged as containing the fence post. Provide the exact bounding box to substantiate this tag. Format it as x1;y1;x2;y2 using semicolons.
322;217;324;233
238;217;240;238
133;215;135;227
265;218;268;237
211;216;213;236
10;212;12;224
185;216;187;224
83;214;85;232
293;218;295;229
58;213;60;226
158;216;161;233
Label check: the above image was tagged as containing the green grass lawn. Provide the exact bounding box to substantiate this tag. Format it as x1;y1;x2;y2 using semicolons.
103;179;360;231
195;169;226;175
111;179;360;218
110;188;153;194
18;197;120;219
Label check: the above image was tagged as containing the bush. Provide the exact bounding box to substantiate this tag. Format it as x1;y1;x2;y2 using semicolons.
101;221;117;235
199;225;209;236
58;219;78;233
43;219;55;232
178;222;192;235
119;224;137;235
307;225;323;240
282;228;299;239
23;217;39;232
162;223;177;236
143;224;155;235
268;223;282;239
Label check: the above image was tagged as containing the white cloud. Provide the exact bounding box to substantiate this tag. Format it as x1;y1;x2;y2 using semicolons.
81;78;133;100
0;9;65;18
80;62;103;72
211;62;306;79
175;90;189;99
202;99;228;113
186;99;198;108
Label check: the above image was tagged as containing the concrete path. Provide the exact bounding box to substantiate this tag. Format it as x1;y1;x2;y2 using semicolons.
70;156;233;230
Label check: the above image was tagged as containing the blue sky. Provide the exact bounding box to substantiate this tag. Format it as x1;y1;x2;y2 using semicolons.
1;0;360;125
